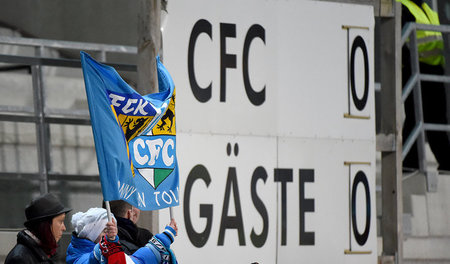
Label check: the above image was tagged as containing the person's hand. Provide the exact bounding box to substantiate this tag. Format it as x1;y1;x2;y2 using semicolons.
169;218;178;236
99;234;124;261
105;218;118;241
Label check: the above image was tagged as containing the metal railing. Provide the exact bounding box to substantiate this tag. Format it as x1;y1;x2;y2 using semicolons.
0;36;137;194
400;22;450;190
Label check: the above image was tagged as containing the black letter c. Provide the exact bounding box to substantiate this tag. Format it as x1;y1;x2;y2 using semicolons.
188;19;213;103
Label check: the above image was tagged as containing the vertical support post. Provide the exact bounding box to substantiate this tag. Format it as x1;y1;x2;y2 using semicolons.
380;1;403;263
408;29;427;173
99;50;107;62
32;46;50;194
137;0;161;233
137;0;161;94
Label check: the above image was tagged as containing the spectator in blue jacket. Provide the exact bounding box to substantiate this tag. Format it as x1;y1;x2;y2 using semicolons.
66;207;177;264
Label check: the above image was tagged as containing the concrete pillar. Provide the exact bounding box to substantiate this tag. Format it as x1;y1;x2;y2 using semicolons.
136;0;161;234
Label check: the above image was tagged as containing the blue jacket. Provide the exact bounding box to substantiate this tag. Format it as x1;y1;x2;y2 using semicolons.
66;226;176;264
66;234;99;264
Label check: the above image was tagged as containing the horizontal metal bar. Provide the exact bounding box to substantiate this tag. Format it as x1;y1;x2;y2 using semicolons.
45;109;91;124
48;173;99;182
45;108;91;125
0;172;99;182
44;116;91;125
0;54;137;71
0;36;137;54
423;123;450;132
0;113;91;125
0;113;37;122
0;172;40;180
401;23;450;46
0;105;34;114
1;107;89;120
0;54;79;67
45;108;90;117
0;64;31;72
420;73;450;84
415;23;450;33
0;228;23;232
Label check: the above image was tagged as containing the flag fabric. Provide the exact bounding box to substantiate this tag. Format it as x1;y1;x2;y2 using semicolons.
80;51;178;211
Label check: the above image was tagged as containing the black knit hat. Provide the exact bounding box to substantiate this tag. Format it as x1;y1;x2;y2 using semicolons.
24;193;71;226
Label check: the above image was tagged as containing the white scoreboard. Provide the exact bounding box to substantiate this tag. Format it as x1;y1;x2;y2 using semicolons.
160;0;376;263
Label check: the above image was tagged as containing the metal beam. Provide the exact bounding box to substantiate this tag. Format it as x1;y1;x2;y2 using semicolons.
0;172;100;182
379;2;403;262
0;36;137;54
0;54;137;71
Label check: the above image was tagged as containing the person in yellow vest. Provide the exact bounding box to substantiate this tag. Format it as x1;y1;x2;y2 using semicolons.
399;0;450;171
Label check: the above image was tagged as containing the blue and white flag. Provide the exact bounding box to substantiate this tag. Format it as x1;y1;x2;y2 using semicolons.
80;51;178;211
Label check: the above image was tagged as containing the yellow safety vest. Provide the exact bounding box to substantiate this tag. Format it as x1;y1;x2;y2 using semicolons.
397;0;444;66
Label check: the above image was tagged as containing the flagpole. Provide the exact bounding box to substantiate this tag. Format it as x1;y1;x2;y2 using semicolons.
169;206;173;220
105;200;113;222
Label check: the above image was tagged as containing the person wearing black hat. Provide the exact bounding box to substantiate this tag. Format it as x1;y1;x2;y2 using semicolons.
5;193;71;264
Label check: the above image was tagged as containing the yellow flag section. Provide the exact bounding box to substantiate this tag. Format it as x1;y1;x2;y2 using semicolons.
118;115;154;142
153;89;176;136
